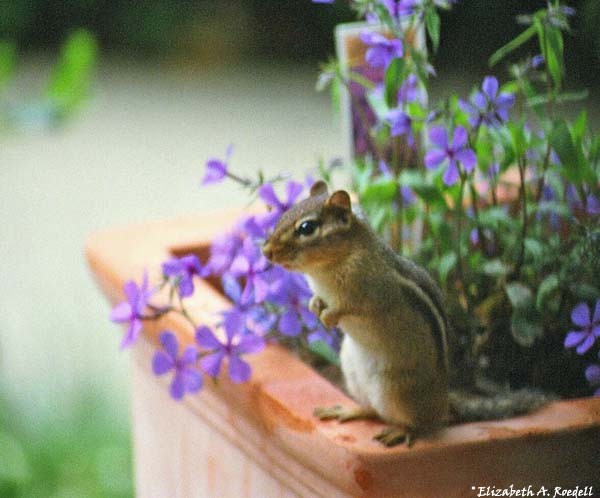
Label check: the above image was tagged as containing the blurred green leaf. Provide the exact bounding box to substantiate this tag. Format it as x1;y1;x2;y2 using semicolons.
384;57;405;108
361;178;397;204
425;7;441;53
438;251;457;285
506;281;533;309
511;312;543;347
536;273;559;311
399;170;447;207
549;120;595;184
524;238;543;260
482;259;510;277
489;24;536;67
0;431;30;484
0;41;16;93
309;340;340;366
45;29;98;120
545;25;565;90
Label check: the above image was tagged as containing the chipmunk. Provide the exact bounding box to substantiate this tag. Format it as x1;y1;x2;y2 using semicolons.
262;181;551;447
262;180;449;446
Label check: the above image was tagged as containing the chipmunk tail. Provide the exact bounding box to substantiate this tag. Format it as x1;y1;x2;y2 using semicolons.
448;387;558;423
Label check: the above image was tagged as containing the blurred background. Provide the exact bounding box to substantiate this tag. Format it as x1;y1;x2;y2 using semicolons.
1;1;598;496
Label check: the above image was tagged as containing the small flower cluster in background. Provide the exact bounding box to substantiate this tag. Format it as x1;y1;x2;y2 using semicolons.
111;0;600;400
110;148;341;400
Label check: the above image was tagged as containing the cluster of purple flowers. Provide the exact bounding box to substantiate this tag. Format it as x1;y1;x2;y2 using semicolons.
110;148;340;400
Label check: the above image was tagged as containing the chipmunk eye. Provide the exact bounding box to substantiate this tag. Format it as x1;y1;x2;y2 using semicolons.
296;219;320;237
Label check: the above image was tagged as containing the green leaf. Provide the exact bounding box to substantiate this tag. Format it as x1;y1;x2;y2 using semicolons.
507;121;527;157
0;41;16;92
438;251;457;285
545;26;564;90
511;313;543;347
45;29;98;118
549;120;594;184
0;431;30;483
361;178;397;204
505;281;533;309
482;259;510;277
425;8;441;53
536;273;559;311
524;238;543;260
384;57;405;108
478;206;513;230
489;25;537;67
309;340;340;366
399;170;447;208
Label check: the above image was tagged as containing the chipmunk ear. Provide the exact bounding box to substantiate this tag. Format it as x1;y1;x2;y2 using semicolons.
310;180;328;197
326;190;351;211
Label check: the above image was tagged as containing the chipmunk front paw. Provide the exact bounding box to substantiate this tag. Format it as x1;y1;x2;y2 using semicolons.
309;295;327;317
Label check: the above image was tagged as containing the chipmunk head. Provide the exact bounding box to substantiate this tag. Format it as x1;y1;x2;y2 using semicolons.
262;180;354;272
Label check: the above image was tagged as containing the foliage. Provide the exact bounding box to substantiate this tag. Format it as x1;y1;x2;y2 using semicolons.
0;29;97;130
0;393;132;498
110;0;599;400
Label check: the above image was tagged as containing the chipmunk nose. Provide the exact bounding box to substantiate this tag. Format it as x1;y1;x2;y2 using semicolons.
262;242;273;260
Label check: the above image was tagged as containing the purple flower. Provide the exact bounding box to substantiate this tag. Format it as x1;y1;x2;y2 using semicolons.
531;54;545;69
201;144;233;186
397;74;420;104
382;0;418;19
359;31;403;70
386;109;413;144
221;275;277;336
257;180;304;229
566;184;600;216
152;331;203;400
162;254;209;298
459;76;515;128
564;301;600;355
228;237;270;304
110;270;155;349
585;364;600;397
195;316;265;383
269;273;319;337
425;126;477;185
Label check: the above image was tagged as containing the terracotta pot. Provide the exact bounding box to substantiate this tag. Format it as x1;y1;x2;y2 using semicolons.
86;211;600;498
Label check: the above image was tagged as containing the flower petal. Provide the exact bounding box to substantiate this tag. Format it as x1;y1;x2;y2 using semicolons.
159;331;179;359
279;310;303;337
456;148;477;172
443;162;460;186
110;301;132;323
564;331;586;348
195;326;222;350
169;372;186;400
181;368;203;394
152;351;174;375
424;149;447;169
428;126;448;149
200;351;225;377
571;302;591;327
201;159;227;185
120;318;143;350
236;333;266;355
576;333;596;355
585;364;600;385
228;355;251;383
452;126;468;150
180;345;199;365
482;76;499;99
285;181;304;205
593;300;600;324
258;183;282;210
